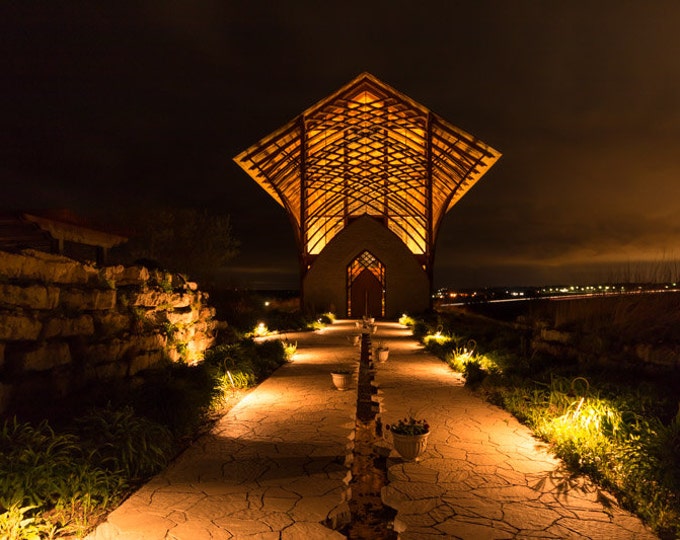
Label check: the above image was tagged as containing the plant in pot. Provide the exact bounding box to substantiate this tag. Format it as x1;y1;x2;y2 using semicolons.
375;340;389;363
359;316;376;334
330;369;353;391
386;415;430;460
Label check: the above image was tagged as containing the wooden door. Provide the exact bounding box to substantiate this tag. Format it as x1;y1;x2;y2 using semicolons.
350;269;382;318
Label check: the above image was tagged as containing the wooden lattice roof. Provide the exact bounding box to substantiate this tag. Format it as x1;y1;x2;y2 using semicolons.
234;72;500;269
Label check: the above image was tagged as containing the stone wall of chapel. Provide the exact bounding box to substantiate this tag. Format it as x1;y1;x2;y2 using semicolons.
303;216;430;318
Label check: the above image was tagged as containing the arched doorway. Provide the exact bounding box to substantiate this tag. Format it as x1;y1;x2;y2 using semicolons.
347;250;385;318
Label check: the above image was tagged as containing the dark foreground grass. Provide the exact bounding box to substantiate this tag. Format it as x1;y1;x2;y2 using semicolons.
0;336;291;539
415;308;680;539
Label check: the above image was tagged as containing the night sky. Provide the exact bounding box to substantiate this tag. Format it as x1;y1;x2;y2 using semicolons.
3;1;680;289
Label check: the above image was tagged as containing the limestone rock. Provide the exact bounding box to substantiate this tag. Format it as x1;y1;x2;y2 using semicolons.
0;249;221;406
128;350;166;376
165;309;199;326
0;284;60;310
127;290;191;309
128;333;167;352
43;315;95;338
94;361;127;380
21;342;71;372
0;314;42;340
60;288;116;311
93;312;131;337
101;265;150;286
85;339;129;364
0;249;97;284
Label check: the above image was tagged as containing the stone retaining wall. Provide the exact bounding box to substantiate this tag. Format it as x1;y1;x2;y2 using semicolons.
0;249;218;415
531;325;680;370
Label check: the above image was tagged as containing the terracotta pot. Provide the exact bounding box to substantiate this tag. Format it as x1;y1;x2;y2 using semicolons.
376;348;389;362
391;431;430;460
331;372;352;391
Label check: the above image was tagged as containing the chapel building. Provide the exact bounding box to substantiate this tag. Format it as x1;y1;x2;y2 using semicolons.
235;73;500;318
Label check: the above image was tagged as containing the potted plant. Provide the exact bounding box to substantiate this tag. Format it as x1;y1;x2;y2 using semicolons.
375;340;389;362
359;316;376;334
330;369;353;391
386;416;430;460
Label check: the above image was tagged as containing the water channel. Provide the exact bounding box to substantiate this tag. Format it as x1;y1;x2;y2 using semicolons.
339;332;398;539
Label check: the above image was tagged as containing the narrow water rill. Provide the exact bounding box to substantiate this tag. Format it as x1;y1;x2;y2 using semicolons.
341;333;398;539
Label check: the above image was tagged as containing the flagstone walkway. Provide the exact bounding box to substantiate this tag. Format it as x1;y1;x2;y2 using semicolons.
87;320;657;539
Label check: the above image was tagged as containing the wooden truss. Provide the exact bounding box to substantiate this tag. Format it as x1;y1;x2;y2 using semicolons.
234;72;501;276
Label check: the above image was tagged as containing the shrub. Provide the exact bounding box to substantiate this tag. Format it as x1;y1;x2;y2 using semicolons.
398;313;416;327
463;361;487;385
282;341;298;361
130;363;216;437
319;312;336;324
0;503;56;540
411;320;430;340
0;418;83;509
0;417;124;538
74;405;174;482
203;339;288;408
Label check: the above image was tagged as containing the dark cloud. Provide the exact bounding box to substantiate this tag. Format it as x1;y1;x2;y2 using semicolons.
2;1;680;288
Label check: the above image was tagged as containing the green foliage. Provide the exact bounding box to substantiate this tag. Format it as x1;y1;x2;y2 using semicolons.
251;322;269;337
130;363;216;438
162;321;180;338
495;377;680;536
0;418;82;509
414;307;680;537
74;405;174;481
386;416;430;435
309;319;326;331
0;417;127;538
203;339;288;408
411;320;430;340
0;504;56;540
208;290;310;334
463;361;487;385
149;269;173;292
445;340;477;371
204;344;257;388
97;273;116;290
398;313;416;327
306;312;336;331
319;312;335;324
282;341;298;361
175;341;189;358
0;304;292;538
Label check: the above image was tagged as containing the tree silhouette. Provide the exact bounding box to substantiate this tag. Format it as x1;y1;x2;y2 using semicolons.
112;207;239;285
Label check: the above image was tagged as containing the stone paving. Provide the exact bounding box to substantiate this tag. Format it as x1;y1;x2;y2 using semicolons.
374;324;657;540
87;320;658;539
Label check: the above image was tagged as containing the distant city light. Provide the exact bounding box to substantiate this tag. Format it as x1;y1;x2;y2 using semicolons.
433;280;679;305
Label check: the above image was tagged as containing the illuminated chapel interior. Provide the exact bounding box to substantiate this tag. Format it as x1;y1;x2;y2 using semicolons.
235;72;500;318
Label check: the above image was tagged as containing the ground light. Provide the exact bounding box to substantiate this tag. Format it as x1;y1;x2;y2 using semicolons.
422;330;453;346
253;322;269;337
